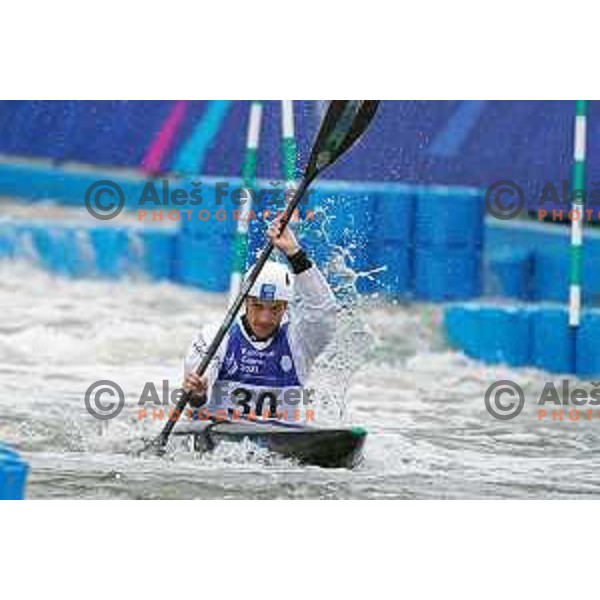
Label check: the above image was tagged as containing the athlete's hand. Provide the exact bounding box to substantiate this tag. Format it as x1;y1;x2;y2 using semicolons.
182;373;208;395
268;213;300;257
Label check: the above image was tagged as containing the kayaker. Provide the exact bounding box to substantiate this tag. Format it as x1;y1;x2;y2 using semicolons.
182;214;336;422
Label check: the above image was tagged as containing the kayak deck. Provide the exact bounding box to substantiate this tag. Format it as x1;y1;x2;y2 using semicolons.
172;420;367;469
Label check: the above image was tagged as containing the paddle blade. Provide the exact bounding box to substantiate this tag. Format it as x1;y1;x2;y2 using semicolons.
306;100;380;177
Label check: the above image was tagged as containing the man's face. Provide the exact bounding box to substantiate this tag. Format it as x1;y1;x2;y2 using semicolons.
245;297;288;339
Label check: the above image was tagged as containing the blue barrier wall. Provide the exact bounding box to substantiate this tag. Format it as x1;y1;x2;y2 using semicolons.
3;158;600;313
445;304;600;378
485;219;600;305
445;304;532;368
0;221;175;282
0;161;484;301
0;444;28;500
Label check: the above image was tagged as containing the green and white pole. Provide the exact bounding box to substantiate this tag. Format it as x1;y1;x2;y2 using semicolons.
229;100;263;305
281;100;298;187
569;100;588;328
280;100;300;244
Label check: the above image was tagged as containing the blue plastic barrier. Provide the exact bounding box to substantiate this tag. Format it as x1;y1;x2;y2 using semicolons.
444;303;600;377
0;161;489;301
531;306;574;373
1;222;176;282
314;188;376;254
138;229;175;280
444;305;482;357
410;188;483;302
87;228;134;278
281;186;380;281
416;189;483;247
533;251;597;304
487;222;600;307
179;179;241;240
27;227;91;277
181;206;239;240
576;312;600;377
532;250;569;303
373;190;414;243
445;304;531;367
486;249;533;300
358;243;412;297
0;445;28;500
173;233;232;292
415;246;482;301
0;222;18;258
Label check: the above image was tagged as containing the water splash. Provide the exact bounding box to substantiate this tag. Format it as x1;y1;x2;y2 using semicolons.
306;253;377;425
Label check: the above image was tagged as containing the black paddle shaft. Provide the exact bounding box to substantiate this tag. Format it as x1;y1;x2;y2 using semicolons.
154;101;380;450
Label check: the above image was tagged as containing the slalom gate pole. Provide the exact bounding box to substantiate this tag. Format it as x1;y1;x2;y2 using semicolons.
229;100;263;304
569;100;588;328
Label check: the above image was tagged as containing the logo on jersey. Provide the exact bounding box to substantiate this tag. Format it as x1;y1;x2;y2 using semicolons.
259;283;276;301
280;355;293;372
224;352;238;376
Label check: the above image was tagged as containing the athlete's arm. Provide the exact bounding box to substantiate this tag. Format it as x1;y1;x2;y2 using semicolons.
288;253;337;365
182;324;222;406
266;213;337;373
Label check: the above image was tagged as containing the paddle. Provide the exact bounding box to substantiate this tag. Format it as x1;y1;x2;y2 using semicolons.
149;100;380;453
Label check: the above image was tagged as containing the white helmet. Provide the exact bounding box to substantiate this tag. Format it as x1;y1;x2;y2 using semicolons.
245;261;293;302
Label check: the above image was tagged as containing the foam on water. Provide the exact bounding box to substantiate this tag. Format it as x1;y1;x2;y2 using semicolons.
3;258;600;498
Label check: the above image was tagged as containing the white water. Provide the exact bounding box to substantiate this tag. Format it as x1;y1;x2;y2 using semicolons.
3;259;600;498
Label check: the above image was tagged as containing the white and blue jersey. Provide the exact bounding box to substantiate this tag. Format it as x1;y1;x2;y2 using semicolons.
184;265;336;422
211;321;303;418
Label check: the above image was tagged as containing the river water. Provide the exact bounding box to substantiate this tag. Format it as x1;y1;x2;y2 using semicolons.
2;259;600;499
